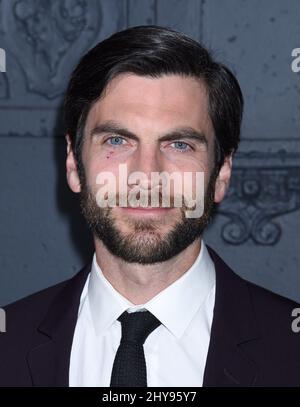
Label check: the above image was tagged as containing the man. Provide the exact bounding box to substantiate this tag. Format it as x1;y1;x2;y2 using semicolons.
0;25;299;387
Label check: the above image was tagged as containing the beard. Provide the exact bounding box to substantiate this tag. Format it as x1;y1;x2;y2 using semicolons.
78;167;218;265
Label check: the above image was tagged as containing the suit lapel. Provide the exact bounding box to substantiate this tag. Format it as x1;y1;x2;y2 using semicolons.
27;262;92;386
203;246;260;386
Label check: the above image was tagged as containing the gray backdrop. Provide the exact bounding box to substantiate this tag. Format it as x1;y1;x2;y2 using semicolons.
0;0;300;306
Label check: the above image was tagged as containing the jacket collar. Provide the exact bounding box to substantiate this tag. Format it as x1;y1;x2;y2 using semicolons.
27;246;260;387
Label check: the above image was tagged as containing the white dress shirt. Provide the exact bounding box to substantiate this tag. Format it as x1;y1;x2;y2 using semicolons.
69;239;216;387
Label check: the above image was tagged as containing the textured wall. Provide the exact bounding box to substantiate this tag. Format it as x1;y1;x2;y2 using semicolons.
0;0;300;305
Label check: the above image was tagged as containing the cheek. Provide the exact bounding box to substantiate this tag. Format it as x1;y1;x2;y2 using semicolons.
83;157;117;194
81;136;118;177
105;150;115;160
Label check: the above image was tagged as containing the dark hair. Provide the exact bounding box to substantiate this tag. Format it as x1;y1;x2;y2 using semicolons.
64;25;243;172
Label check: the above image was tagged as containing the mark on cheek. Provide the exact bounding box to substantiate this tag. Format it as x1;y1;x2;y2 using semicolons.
106;151;114;159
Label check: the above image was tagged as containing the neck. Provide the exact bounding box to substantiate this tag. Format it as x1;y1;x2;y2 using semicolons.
93;237;202;305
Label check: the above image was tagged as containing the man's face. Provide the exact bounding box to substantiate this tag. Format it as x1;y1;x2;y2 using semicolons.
66;73;232;264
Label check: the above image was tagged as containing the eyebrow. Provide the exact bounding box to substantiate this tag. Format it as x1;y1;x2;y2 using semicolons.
90;120;208;147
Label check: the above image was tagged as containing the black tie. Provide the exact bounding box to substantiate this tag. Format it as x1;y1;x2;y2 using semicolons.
110;310;161;387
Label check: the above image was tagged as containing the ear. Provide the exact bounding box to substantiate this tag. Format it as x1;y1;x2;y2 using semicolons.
66;134;81;193
214;154;233;203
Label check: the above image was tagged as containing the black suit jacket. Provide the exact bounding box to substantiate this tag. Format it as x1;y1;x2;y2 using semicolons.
1;246;300;387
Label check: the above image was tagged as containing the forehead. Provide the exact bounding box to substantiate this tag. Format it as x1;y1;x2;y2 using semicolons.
85;73;213;137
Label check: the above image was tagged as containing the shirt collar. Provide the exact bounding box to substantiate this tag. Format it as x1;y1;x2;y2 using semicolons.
87;239;215;339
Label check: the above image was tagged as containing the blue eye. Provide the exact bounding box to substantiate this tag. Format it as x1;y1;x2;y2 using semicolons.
172;141;191;151
107;136;124;146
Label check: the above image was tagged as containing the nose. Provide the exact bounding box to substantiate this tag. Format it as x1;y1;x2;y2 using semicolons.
127;142;164;190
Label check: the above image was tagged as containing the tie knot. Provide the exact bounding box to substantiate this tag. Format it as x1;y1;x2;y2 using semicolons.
117;310;161;345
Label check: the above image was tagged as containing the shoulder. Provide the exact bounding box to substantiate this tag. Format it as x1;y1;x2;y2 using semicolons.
0;263;91;340
206;244;300;384
246;277;298;313
1;278;70;340
207;244;299;300
207;244;299;319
